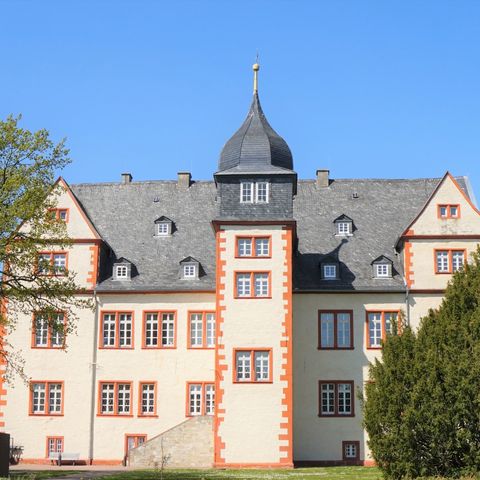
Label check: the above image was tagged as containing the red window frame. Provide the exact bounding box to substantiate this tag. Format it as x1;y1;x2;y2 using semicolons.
187;311;216;349
141;310;177;349
234;271;272;299
36;251;68;276
124;434;147;455
99;311;135;349
365;310;400;349
48;208;69;222
342;440;360;462
233;348;273;383
97;381;134;417
31;312;67;349
185;381;215;417
437;204;460;219
434;249;466;274
45;436;64;459
235;236;272;258
29;381;64;416
318;380;355;417
138;381;158;417
318;310;354;350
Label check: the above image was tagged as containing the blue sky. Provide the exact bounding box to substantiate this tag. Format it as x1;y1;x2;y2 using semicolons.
1;1;479;196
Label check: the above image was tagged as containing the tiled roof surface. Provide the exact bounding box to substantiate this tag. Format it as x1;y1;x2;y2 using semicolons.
71;176;469;292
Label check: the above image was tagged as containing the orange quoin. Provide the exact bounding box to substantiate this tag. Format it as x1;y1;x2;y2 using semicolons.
2;63;480;467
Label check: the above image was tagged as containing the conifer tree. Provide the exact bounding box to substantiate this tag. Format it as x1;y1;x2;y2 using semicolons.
363;247;480;479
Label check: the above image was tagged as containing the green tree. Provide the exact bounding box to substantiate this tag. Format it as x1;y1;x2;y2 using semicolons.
363;248;480;479
0;115;91;379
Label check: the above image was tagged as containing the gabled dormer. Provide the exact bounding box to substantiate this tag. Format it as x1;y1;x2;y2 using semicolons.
154;216;174;236
334;214;354;236
371;255;393;278
113;257;133;281
179;256;201;280
214;63;297;220
319;256;340;281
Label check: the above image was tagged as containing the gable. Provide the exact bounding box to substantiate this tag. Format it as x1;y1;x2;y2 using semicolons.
404;173;480;236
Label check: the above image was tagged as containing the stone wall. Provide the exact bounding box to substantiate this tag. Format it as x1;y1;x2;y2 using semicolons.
128;416;213;469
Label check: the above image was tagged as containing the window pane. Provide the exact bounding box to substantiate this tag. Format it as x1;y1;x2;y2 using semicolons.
255;182;269;203
254;273;269;297
338;383;352;415
189;384;202;415
50;313;64;347
117;384;131;414
238;239;252;256
161;313;175;346
255;238;269;256
436;251;449;272
34;315;48;347
376;264;389;277
320;313;334;348
240;182;253;203
32;383;46;413
119;313;132;347
101;384;115;414
38;254;51;274
236;351;251;381
452;251;464;272
254;351;270;381
337;313;351;348
116;265;128;278
48;383;62;413
145;313;158;347
439;206;447;217
141;384;155;414
102;314;116;347
384;312;397;335
183;265;196;277
205;384;215;415
345;443;357;458
206;313;215;347
321;383;335;414
337;222;350;235
190;313;203;347
450;206;458;217
53;254;66;274
368;313;382;347
324;265;336;279
236;273;251;297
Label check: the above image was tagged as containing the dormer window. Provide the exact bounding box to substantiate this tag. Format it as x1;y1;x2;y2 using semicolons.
113;258;132;281
180;256;201;280
154;216;174;236
240;181;269;204
334;215;354;236
372;256;393;278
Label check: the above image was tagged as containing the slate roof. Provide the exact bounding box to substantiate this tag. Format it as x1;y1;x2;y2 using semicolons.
70;176;470;293
217;93;294;173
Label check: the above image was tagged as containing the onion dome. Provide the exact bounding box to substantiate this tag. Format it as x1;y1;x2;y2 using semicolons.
218;64;294;173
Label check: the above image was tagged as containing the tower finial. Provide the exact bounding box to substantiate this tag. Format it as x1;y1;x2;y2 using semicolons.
253;56;260;94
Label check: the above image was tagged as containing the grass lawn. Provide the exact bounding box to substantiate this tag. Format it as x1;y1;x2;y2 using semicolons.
94;467;382;480
8;471;79;479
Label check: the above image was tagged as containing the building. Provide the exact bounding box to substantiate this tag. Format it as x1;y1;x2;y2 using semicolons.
2;64;480;467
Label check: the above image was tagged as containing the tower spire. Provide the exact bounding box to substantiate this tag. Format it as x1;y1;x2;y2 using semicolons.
253;60;260;94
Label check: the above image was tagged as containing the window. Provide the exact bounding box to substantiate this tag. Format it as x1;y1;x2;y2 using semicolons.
99;382;132;416
322;264;337;280
139;382;157;416
319;381;354;417
125;435;147;454
342;441;360;461
318;311;353;349
236;236;271;258
49;209;69;222
336;222;351;236
438;204;460;219
435;249;465;274
143;311;176;348
46;437;63;458
101;312;133;349
156;222;171;236
30;381;63;416
115;265;129;279
186;382;215;416
37;252;67;276
240;181;269;204
367;311;398;348
188;311;215;348
374;263;390;278
183;264;196;278
32;312;65;348
235;272;270;298
234;349;272;383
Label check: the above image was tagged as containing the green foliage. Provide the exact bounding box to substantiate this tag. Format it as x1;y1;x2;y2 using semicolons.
362;247;480;479
0;115;91;379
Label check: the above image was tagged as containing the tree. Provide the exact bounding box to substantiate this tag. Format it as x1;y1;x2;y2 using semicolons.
362;247;480;479
0;115;91;380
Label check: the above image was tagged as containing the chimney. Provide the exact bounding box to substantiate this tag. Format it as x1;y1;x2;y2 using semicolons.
177;171;192;189
121;173;133;184
316;169;330;187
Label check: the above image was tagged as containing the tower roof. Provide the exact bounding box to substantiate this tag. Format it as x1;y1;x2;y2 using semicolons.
217;65;294;174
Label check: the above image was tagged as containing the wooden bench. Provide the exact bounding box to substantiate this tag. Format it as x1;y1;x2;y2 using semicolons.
49;452;80;466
